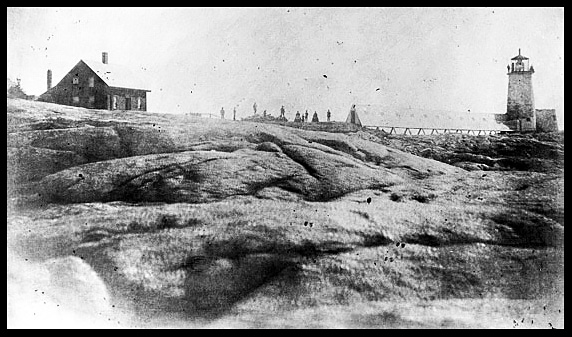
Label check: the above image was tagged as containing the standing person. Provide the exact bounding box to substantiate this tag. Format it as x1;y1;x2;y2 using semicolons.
305;110;309;123
327;109;331;122
263;110;267;117
233;106;236;121
253;102;257;114
294;111;302;123
220;107;225;119
280;105;285;119
312;111;319;123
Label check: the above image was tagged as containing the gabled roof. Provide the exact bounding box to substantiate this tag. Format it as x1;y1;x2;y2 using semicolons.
81;59;151;91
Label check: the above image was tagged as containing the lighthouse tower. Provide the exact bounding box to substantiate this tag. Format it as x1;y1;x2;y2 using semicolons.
506;49;536;131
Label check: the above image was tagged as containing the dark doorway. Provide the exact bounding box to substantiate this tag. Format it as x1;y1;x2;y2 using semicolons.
125;97;132;110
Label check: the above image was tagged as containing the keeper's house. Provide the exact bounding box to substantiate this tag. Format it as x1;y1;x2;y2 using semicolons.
37;52;150;111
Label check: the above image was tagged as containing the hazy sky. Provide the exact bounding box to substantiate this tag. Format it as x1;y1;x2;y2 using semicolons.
7;7;564;127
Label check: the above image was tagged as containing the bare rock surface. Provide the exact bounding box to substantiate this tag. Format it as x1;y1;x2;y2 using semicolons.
7;99;458;204
7;146;88;184
357;129;564;174
7;98;564;328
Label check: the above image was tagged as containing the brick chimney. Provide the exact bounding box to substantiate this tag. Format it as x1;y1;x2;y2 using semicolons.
102;52;108;64
47;69;52;90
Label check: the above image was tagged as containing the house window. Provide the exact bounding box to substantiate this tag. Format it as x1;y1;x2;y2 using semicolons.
137;97;142;109
526;117;531;122
88;77;94;87
73;96;79;104
112;96;117;110
72;77;79;85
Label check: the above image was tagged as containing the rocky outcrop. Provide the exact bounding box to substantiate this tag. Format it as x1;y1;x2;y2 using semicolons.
7;98;564;328
7;127;123;162
360;130;564;173
7;146;88;183
37;146;406;204
6;99;459;204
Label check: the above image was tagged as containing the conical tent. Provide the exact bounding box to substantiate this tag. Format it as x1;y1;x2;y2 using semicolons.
311;112;319;123
345;106;362;127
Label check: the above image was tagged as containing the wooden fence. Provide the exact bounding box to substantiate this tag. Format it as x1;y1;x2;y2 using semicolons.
363;126;512;135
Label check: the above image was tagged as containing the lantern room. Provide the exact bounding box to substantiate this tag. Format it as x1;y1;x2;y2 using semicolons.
508;48;534;73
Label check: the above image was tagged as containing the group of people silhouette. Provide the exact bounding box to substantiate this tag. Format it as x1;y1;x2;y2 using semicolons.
292;108;331;123
219;103;332;123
